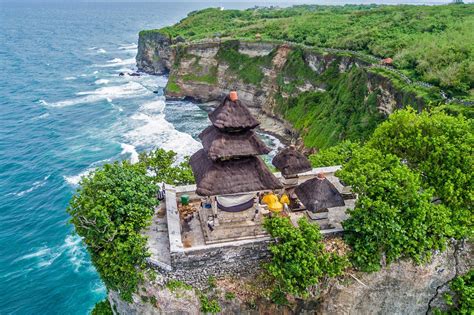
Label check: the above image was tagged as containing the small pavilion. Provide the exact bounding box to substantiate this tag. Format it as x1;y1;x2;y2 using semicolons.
189;92;282;243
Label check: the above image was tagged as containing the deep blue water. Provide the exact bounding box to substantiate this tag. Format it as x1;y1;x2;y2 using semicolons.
0;1;461;314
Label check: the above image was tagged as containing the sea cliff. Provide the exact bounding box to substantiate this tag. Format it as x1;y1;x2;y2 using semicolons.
136;34;427;148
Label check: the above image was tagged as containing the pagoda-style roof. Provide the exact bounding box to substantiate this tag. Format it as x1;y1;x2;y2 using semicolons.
272;147;312;176
208;95;260;131
295;177;345;212
199;126;270;161
190;149;282;196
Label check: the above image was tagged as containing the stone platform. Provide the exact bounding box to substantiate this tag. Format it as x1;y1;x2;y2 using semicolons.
144;166;355;287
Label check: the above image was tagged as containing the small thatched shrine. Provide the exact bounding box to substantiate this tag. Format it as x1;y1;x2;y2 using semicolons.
190;92;282;242
272;146;312;184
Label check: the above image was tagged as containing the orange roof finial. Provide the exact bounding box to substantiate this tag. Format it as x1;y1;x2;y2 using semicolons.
229;91;238;102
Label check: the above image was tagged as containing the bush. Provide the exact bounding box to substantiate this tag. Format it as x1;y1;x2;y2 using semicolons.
443;269;474;314
368;108;473;238
263;216;348;298
199;294;221;314
68;161;158;301
338;147;450;271
309;140;360;167
91;299;113;315
138;148;195;185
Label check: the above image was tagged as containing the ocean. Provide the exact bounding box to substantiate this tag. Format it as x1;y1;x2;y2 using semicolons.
0;1;459;314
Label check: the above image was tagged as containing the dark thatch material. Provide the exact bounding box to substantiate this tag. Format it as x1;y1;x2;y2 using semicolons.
190;149;283;196
272;147;312;176
209;96;260;131
199;126;270;161
295;178;345;212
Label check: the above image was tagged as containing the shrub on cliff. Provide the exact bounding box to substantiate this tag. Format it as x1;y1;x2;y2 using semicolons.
309;140;360;167
138;148;195;185
68;161;158;301
263;216;348;299
368;108;473;239
338;147;450;272
437;269;474;315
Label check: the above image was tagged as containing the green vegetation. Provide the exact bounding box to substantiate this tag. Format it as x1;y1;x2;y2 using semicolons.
182;66;218;84
278;66;385;148
68;161;157;301
166;280;193;292
151;4;473;98
91;299;113;315
437;269;474;315
368;109;473;239
225;292;236;300
263;216;348;299
68;149;195;302
198;293;221;314
216;40;275;85
166;75;182;94
308;108;473;271
309;140;359;167
338;148;450;271
138;148;195;185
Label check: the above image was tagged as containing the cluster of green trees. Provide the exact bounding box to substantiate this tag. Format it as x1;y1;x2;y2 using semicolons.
153;4;473;98
311;108;472;272
68;149;195;302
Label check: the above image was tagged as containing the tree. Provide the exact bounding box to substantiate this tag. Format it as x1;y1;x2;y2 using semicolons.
138;148;195;185
68;161;158;301
309;140;360;167
368;108;473;238
263;216;348;299
338;147;450;271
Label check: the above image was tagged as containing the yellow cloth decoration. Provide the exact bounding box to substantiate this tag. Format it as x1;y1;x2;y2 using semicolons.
280;194;290;205
262;193;283;213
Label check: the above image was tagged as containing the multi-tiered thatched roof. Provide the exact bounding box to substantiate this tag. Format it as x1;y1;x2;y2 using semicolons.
190;92;281;196
208;95;260;131
272;146;312;176
295;177;345;212
190;149;282;196
199;126;270;161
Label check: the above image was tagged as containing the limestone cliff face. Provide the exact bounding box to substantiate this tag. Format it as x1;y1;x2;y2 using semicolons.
110;241;472;315
136;34;425;120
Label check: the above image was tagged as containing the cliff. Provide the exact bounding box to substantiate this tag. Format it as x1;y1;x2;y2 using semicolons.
109;240;472;314
136;35;428;148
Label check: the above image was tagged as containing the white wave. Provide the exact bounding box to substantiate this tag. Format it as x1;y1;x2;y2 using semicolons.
88;47;98;50
8;175;50;197
96;57;135;68
37;99;49;106
64;168;93;186
31;113;50;121
47;82;149;108
125;108;202;158
139;99;165;114
94;79;109;85
64;76;76;81
97;48;107;54
14;246;60;269
120;143;139;164
119;43;138;50
64;234;89;273
14;247;51;262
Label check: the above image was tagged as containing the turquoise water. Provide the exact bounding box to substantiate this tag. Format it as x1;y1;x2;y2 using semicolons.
0;1;457;314
0;2;289;314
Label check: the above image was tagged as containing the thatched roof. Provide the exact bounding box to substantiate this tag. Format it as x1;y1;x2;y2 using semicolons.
199;126;270;160
190;149;283;196
208;96;260;131
272;147;312;176
295;178;345;212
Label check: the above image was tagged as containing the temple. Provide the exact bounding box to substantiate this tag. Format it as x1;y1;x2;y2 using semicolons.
189;92;282;243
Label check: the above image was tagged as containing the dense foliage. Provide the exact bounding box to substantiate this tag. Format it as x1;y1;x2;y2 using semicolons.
438;269;474;315
152;4;473;98
138;148;195;185
309;140;359;167
368;109;473;238
68;149;195;303
338;148;450;271
68;161;157;301
91;299;113;315
263;216;348;298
